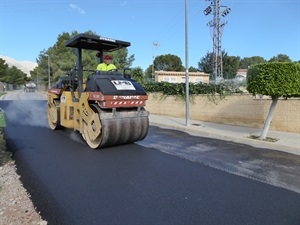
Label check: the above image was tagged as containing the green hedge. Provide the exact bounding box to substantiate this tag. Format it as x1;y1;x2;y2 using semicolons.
142;81;239;100
247;62;300;99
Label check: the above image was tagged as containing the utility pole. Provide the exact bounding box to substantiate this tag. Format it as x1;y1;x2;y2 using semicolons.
45;54;51;89
204;0;231;82
185;0;190;126
152;41;160;81
36;72;39;91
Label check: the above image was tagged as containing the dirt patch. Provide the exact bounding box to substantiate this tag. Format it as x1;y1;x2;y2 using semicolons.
0;130;47;225
248;134;278;143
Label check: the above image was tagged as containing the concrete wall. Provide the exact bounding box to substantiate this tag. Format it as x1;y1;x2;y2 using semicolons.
145;93;300;134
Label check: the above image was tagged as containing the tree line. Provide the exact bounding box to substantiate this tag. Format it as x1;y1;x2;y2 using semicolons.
0;58;27;89
198;52;297;80
29;30;135;88
143;52;297;81
0;30;298;88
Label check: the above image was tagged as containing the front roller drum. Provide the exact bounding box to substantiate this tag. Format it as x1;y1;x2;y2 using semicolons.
100;115;149;148
82;105;149;149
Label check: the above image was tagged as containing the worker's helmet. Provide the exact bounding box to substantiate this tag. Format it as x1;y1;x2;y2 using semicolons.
104;55;112;60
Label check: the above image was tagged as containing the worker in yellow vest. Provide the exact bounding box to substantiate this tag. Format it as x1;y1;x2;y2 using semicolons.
97;55;116;71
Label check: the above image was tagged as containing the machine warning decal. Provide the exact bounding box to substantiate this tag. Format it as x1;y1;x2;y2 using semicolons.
111;80;136;90
61;95;66;103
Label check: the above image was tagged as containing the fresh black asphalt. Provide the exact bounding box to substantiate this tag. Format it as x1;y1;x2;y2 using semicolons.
1;100;300;225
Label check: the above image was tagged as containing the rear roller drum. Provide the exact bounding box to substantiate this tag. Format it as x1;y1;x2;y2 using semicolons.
82;105;102;149
47;103;61;130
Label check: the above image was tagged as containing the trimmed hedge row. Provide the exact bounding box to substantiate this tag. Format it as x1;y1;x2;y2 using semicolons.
142;81;241;100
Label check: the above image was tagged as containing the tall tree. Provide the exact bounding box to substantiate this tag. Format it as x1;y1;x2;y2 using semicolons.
0;59;9;82
222;54;240;79
8;66;26;87
154;54;184;71
111;48;135;71
0;59;26;86
198;51;213;74
268;54;292;62
239;56;266;69
144;65;153;81
198;51;240;79
131;67;144;83
188;66;198;72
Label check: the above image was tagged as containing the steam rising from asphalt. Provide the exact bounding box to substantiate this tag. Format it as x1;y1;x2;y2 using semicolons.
69;131;85;144
5;101;48;127
5;101;87;145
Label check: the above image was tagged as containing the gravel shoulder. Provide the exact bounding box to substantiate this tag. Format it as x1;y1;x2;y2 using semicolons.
0;130;47;225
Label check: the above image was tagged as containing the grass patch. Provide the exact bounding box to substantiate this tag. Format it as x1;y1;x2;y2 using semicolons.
0;129;11;167
248;134;278;143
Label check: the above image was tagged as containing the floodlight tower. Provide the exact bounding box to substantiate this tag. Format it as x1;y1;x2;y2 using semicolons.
204;0;231;81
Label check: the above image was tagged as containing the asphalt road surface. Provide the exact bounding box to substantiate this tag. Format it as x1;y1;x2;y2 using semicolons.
1;90;300;225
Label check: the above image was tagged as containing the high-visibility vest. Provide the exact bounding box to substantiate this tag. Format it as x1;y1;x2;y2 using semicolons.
96;63;116;71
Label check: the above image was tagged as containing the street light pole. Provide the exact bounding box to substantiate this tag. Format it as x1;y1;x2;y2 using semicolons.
185;0;190;126
152;41;160;81
45;54;50;89
36;72;38;91
47;55;50;89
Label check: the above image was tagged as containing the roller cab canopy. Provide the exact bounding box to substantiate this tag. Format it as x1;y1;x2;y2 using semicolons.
64;33;131;97
65;33;131;52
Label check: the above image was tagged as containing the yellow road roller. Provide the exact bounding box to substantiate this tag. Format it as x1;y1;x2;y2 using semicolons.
47;33;149;149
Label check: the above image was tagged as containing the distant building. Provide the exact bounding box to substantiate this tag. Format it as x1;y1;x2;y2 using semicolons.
236;69;248;78
154;71;210;84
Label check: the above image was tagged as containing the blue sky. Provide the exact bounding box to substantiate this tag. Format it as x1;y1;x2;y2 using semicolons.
0;0;299;71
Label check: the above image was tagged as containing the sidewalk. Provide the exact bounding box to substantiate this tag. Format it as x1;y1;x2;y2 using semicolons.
149;114;300;156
